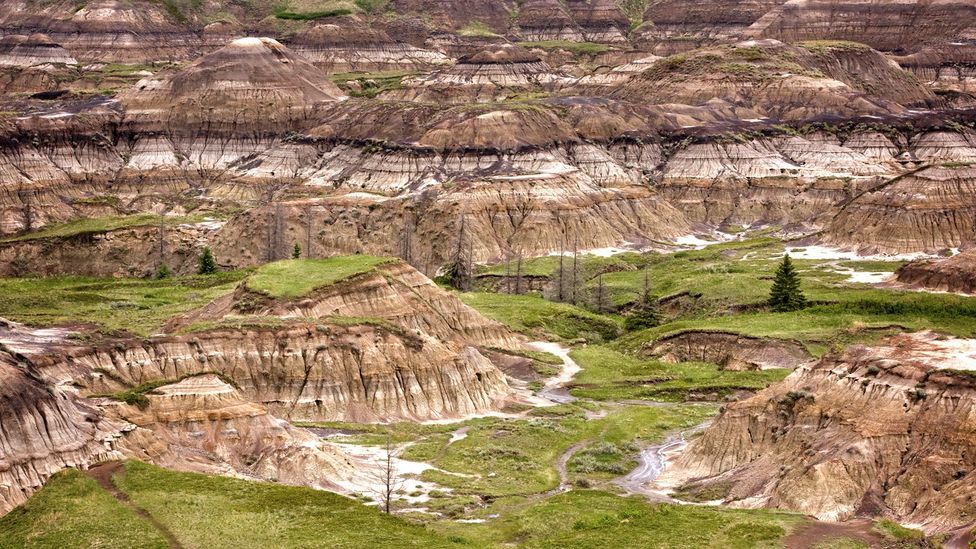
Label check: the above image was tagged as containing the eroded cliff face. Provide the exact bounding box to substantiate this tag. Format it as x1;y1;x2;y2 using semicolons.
746;0;976;53
644;330;813;371
896;250;976;295
106;374;356;489
825;163;976;254
662;332;976;535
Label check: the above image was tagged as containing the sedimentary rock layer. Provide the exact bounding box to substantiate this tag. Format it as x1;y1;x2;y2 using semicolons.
663;332;976;535
644;330;814;370
896;250;976;295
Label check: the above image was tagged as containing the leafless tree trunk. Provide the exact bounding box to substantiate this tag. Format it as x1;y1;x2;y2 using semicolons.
156;218;166;270
557;230;566;302
515;252;524;295
305;204;313;259
572;238;580;306
376;436;400;515
504;253;512;294
594;273;607;313
642;266;651;304
19;190;32;233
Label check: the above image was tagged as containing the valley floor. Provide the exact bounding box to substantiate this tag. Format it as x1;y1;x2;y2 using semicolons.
2;235;973;548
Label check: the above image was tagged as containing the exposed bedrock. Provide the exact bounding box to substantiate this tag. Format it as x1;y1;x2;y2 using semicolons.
211;171;691;269
119;37;346;133
896;250;976;295
0;221;218;278
105;374;357;489
0;0;206;63
745;0;976;53
662;332;976;535
643;330;814;371
825;163;976;254
288;22;450;73
0;323;122;515
388;44;574;103
613;40;934;120
637;0;788;53
70;325;511;423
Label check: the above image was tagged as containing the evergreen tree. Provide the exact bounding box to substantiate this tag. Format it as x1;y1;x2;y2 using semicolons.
625;300;661;331
769;254;806;312
197;246;218;275
292;242;302;259
155;264;172;279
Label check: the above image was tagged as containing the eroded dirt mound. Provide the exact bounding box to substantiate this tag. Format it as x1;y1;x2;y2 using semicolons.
106;374;357;489
644;330;814;370
119;37;345;131
896;250;976;295
662;331;976;535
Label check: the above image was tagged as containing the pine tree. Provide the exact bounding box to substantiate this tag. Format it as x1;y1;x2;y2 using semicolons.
625;268;661;331
197;246;218;275
292;242;302;259
769;254;806;312
155;264;172;279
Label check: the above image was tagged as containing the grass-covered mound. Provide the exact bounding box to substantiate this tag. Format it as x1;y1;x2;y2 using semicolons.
0;468;168;548
0;272;246;335
1;462;460;549
245;256;395;299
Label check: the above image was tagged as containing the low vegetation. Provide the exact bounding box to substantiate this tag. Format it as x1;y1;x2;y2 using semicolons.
245;256;394;298
517;41;613;56
0;272;246;335
0;213;208;243
0;469;168;548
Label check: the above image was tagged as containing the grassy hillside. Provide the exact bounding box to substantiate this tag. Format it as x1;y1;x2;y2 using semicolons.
246;256;395;298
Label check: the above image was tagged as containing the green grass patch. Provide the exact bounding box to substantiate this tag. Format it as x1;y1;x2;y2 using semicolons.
0;272;246;336
331;70;418;98
570;345;789;402
404;404;714;497
457;21;500;38
873;519;924;542
460;292;621;342
433;490;804;548
245;256;394;299
0;214;207;243
0;468;168;548
114;461;461;548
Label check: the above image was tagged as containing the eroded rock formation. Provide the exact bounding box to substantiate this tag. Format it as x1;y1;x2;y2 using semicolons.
662;332;976;535
896;250;976;294
644;330;813;370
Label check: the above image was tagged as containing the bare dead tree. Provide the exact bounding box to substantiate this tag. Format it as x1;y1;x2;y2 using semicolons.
642;266;651;304
18;189;33;233
445;216;471;290
515;251;524;295
557;228;566;302
594;273;608;314
504;252;512;294
572;237;580;306
373;436;403;515
156;217;167;270
305;204;314;259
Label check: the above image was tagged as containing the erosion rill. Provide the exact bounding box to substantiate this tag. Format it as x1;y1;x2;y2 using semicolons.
1;0;976;547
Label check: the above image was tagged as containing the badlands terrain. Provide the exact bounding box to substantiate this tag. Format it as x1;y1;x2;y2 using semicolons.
0;0;976;547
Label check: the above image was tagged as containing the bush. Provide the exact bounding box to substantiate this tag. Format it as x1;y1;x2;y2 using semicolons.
768;254;807;312
155;264;172;279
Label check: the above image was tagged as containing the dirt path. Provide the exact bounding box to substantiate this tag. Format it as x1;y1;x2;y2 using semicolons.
540;441;589;498
783;519;887;549
86;462;185;549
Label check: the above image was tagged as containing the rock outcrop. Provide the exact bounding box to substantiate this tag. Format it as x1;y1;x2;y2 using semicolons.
644;330;814;370
614;40;931;120
289;23;449;73
390;44;572;102
106;374;356;489
746;0;976;54
662;332;976;535
0;321;121;515
119;37;345;132
825;163;976;254
896;250;976;294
